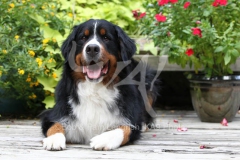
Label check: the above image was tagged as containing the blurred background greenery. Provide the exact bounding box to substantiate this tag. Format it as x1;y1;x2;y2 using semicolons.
0;0;145;116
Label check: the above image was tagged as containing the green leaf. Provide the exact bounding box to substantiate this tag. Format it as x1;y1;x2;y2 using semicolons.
29;14;45;24
214;46;224;53
203;10;210;17
231;49;239;57
43;96;55;109
37;76;58;93
143;41;158;55
224;53;231;65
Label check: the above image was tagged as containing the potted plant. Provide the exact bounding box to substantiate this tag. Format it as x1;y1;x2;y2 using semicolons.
139;0;240;122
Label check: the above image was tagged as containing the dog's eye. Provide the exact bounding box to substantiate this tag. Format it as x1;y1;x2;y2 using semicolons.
81;36;87;41
103;36;109;41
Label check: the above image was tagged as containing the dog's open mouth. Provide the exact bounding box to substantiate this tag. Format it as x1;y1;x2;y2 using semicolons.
83;61;109;80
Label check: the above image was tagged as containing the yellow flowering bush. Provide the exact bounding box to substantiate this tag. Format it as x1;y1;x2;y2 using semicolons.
0;0;69;113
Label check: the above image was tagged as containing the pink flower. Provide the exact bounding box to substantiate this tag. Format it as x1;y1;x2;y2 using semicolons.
155;13;167;22
139;12;146;19
132;10;146;20
196;21;201;24
185;48;194;56
212;0;228;7
221;118;228;126
219;0;227;5
192;27;202;38
200;145;206;149
167;31;171;36
184;2;191;9
177;127;188;132
173;119;178;123
169;0;178;4
158;0;169;6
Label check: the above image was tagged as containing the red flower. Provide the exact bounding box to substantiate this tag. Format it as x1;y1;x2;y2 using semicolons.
185;48;194;56
169;0;178;4
183;2;191;9
139;12;146;19
219;0;227;5
212;1;219;7
155;13;167;22
192;27;202;38
212;0;228;7
132;10;146;20
158;0;169;6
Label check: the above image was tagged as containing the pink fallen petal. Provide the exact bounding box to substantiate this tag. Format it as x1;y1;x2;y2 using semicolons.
152;134;157;137
221;118;228;126
200;145;205;149
173;119;178;123
177;127;188;132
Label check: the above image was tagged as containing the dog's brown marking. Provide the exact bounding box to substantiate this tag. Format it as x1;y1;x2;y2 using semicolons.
101;49;119;86
47;123;65;137
119;126;131;146
100;28;106;35
147;93;153;106
84;29;89;36
72;53;86;81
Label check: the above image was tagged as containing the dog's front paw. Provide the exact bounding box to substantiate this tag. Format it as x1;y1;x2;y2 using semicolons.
43;133;66;151
90;129;124;151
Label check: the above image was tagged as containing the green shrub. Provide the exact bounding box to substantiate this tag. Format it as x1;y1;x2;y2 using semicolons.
0;0;144;112
0;0;68;112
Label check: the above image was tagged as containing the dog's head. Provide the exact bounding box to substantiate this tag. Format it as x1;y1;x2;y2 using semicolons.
61;19;136;84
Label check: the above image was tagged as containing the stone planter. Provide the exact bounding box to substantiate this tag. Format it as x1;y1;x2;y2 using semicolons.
188;75;240;122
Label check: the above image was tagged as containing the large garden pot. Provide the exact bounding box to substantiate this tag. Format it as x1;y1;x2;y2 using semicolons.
188;75;240;122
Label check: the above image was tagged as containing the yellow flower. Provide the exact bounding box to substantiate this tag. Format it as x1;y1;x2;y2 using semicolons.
30;4;35;8
22;0;26;3
9;3;15;8
34;81;39;86
28;50;35;57
50;12;55;16
51;5;55;9
52;38;57;43
45;90;51;96
0;71;2;77
48;58;54;63
26;77;31;82
2;50;7;54
30;83;34;87
36;58;43;67
29;93;37;99
44;69;50;75
68;13;73;17
44;23;49;26
41;5;46;9
42;38;49;44
18;69;25;75
15;35;20;40
52;73;57;79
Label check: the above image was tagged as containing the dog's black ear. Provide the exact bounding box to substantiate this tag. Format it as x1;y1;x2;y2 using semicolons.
115;25;136;61
61;26;78;60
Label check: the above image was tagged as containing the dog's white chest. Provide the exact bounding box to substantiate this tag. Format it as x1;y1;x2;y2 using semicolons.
64;81;127;144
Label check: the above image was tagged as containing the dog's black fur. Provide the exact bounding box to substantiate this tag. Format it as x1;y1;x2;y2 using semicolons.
40;19;159;149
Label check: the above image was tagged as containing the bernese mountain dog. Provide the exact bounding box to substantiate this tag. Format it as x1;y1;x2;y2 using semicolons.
40;19;159;151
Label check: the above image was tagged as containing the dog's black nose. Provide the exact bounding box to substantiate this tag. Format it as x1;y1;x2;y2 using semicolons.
86;44;100;57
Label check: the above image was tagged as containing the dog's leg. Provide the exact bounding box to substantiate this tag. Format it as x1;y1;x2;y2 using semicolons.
90;126;131;151
43;123;66;151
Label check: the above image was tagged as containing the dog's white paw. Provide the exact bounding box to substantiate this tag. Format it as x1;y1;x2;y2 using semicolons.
43;133;66;151
90;129;124;151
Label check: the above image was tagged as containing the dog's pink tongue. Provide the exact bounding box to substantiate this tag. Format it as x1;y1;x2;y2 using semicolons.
86;67;101;79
